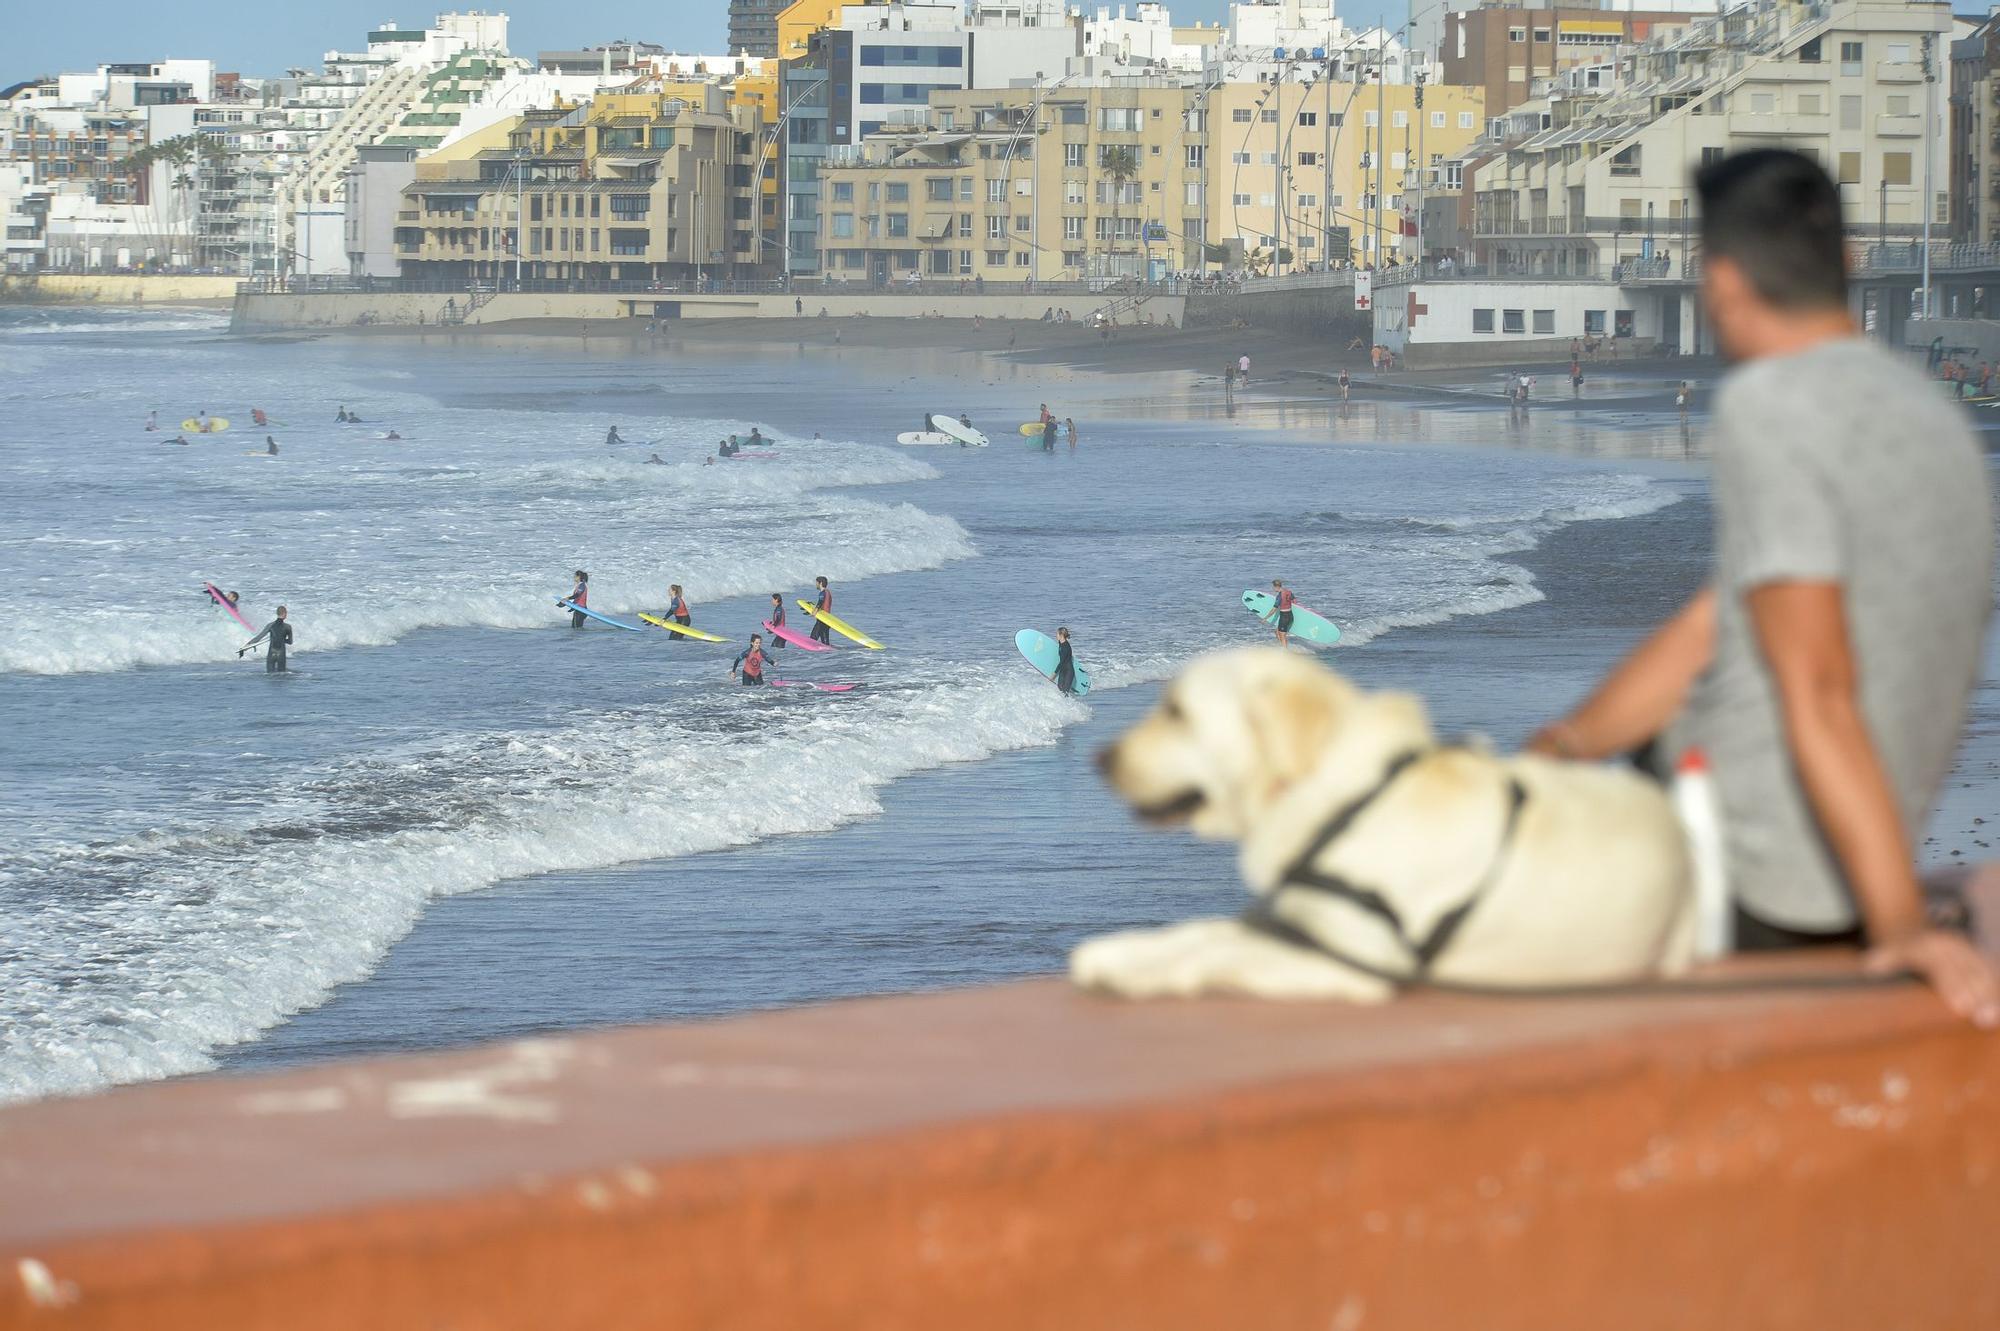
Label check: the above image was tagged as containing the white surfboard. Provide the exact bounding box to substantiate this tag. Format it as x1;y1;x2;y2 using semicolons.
930;416;989;448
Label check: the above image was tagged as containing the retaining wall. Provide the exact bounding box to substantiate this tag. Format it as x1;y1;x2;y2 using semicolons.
0;274;239;305
4;963;1997;1330
1184;284;1371;341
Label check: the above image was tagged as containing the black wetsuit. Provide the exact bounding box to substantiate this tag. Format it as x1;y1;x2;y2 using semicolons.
245;618;293;672
769;604;787;649
665;595;690;642
1053;638;1077;695
568;583;589;629
810;590;833;645
1042;419;1057;451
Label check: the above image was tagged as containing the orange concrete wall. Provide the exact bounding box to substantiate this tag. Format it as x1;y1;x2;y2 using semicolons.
3;975;1997;1330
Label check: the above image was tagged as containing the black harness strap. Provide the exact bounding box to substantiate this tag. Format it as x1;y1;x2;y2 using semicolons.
1247;747;1529;982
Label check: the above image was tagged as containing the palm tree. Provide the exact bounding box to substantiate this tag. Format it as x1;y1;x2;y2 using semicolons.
1100;144;1138;278
125;135;207;266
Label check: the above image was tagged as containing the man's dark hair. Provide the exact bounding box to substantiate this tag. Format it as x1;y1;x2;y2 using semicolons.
1694;149;1847;309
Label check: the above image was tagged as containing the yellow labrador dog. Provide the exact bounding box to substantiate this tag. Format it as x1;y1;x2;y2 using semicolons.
1076;648;1694;1002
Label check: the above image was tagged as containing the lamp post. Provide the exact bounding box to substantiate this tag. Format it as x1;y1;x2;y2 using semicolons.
1920;31;1935;320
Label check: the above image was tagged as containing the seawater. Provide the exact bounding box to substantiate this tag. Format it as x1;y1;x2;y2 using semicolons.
0;306;1697;1102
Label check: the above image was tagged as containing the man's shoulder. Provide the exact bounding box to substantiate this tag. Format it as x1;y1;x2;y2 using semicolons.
1718;339;1950;436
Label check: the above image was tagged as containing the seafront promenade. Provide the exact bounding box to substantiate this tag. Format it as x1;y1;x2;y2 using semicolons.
6;960;2000;1330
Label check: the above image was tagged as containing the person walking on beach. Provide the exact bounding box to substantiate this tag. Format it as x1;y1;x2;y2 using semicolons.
732;634;772;687
1337;369;1351;402
1052;626;1079;695
239;606;293;673
795;296;804;317
1529;149;1999;1027
664;584;692;639
1570;358;1584;397
1262;578;1296;648
1676;381;1690;418
767;592;788;649
564;570;589;628
807;576;835;646
1238;352;1250;382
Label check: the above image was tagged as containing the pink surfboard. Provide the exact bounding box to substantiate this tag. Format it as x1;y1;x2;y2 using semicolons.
770;680;859;692
203;581;255;631
728;451;780;459
763;619;829;652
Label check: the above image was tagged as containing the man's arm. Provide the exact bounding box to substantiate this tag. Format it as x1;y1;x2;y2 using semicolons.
1528;587;1717;761
1747;581;1999;1027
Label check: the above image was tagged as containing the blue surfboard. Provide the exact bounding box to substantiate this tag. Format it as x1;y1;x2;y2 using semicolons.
557;598;643;632
1015;629;1090;696
1242;590;1341;646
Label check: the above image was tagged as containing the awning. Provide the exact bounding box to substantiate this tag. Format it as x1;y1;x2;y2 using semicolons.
923;211;953;240
1559;19;1625;35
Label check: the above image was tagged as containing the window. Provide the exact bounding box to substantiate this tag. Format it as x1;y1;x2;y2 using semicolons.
1392;111;1408;129
1534;28;1550;42
832;181;854;203
1798;93;1822;115
1839;41;1862;75
1502;309;1526;334
1296;192;1317;208
1883;151;1912;186
1459;112;1475;129
1231;151;1251;165
985;249;1007;266
1615;310;1635;338
1473;308;1496;333
1584;309;1606;335
1532;309;1555;335
1185;145;1206;167
1609;144;1640;176
1886;42;1910;63
1099;107;1141;132
1065;143;1085;168
1750;92;1774;114
1298;151;1318;166
1059;103;1085;125
960;249;973;274
885;182;909;203
1063;250;1084;268
1231;192;1252;207
1015;250;1031;267
958;212;973;237
609;194;649;219
987;179;1005;202
1231;108;1253;123
1799;36;1822;63
988;215;1005;239
1364;110;1378;127
1064;180;1085;204
1391;151;1407;170
1886;94;1910;116
1063;216;1084;240
886;212;908;237
1298;112;1317;127
926;178;952;202
1260;108;1278;123
1431;111;1445;129
1258;151;1277;166
1508;27;1526;43
1702;146;1727;167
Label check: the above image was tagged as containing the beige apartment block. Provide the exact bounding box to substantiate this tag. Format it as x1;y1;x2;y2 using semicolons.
397;89;762;283
814;78;1485;284
1470;0;1951;277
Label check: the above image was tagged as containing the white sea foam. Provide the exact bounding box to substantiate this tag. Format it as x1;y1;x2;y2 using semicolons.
0;668;1083;1102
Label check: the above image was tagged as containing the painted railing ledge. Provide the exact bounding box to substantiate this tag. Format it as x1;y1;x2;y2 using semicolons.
3;963;1998;1331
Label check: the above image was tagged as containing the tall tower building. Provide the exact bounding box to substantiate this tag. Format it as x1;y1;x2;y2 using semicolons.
730;0;784;57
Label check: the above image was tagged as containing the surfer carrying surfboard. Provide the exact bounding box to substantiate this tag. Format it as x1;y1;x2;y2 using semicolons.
807;577;834;646
1053;627;1079;695
732;634;772;687
664;585;692;640
768;594;788;649
566;571;589;629
1265;578;1296;647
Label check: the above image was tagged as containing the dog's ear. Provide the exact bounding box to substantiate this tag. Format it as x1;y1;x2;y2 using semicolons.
1243;663;1353;790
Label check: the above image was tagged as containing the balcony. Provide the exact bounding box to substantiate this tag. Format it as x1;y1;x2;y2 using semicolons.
1877;113;1923;138
1875;59;1923;83
1730;112;1829;137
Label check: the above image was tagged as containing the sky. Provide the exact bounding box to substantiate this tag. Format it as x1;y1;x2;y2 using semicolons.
5;0;1405;85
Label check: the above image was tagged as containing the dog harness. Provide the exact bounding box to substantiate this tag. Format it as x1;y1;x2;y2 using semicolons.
1242;748;1529;984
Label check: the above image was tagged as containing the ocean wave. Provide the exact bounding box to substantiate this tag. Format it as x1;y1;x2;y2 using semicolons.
0;667;1083;1102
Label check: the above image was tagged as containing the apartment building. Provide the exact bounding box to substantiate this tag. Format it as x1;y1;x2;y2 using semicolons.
1440;3;1715;116
394;89;762;283
813;75;1485;283
732;0;790;58
1469;0;1951;278
1949;10;2000;244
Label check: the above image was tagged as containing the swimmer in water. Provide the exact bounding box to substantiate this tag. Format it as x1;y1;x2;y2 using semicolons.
645;452;666;465
265;436;279;455
384;430;402;441
145;410;158;432
606;425;625;446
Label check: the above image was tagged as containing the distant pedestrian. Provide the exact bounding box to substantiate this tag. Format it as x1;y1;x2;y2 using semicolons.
1570;359;1584;396
1676;381;1690;417
1064;417;1077;449
1337;369;1351;401
795;296;803;316
1237;352;1250;381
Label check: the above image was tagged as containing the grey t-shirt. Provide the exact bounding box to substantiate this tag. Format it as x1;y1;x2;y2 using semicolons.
1672;337;1993;932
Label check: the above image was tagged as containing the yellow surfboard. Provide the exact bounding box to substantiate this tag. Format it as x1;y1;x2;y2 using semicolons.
797;600;885;650
637;613;726;642
181;417;230;434
1018;422;1045;436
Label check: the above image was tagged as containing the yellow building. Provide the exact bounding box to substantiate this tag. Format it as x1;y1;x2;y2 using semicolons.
813;79;1486;284
397;89;764;283
1204;79;1487;269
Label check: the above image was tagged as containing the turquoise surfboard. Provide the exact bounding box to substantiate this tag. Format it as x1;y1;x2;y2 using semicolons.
1016;629;1090;696
1242;590;1341;646
557;598;643;632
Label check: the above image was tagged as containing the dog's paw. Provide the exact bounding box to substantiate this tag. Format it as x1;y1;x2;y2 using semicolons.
1071;919;1395;1003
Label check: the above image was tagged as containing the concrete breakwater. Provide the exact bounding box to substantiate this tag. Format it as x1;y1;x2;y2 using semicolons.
0;274;239;305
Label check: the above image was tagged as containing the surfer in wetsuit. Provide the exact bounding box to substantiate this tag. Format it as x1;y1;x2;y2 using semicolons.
768;592;788;649
808;576;834;646
240;606;293;673
1264;578;1296;648
664;584;691;640
1053;626;1078;695
732;634;772;686
605;425;624;446
645;453;666;465
564;570;589;628
145;410;158;432
265;436;279;456
748;428;766;448
1041;416;1058;452
336;406;349;422
252;408;269;427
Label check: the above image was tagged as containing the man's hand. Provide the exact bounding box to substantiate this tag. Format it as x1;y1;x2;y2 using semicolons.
1864;929;2000;1028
